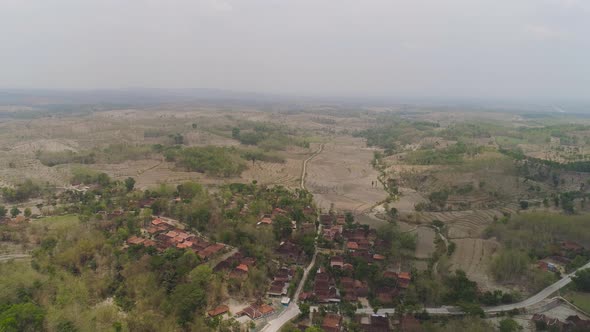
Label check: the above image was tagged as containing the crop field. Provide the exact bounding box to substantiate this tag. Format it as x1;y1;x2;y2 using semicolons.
305;136;387;212
449;238;504;291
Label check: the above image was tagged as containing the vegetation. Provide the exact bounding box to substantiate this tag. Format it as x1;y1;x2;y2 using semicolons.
1;179;43;203
165;146;247;177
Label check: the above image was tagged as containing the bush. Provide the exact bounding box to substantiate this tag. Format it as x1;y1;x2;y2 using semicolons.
165;146;247;177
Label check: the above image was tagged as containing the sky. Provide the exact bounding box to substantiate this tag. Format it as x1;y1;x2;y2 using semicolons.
1;0;589;101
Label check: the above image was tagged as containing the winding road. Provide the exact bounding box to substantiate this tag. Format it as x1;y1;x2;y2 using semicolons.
356;260;590;316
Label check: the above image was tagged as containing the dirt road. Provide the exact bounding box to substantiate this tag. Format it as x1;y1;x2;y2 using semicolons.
0;254;31;262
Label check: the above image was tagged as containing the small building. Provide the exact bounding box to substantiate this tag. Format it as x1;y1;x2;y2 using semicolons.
322;313;343;332
281;297;291;306
330;256;344;268
207;305;229;318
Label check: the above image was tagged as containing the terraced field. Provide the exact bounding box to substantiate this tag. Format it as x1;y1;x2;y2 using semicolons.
408;204;518;238
449;238;505;291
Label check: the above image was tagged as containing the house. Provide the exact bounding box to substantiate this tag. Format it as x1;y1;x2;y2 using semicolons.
330;256;344;268
347;241;359;251
207;305;229;318
237;303;275;320
277;241;304;264
373;254;386;261
258;214;273;225
314;270;340;303
198;243;225;260
300;223;316;236
398;272;411;289
532;314;565;331
272;207;288;216
566;315;590;330
376;287;399;304
127;236;145;246
400;315;423;332
241;257;256;267
358;315;391;332
320;214;335;226
322;313;343;332
561;241;584;253
268;280;288;296
236;264;249;273
299;291;312;301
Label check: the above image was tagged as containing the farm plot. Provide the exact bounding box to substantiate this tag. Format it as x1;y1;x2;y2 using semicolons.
305;137;387;212
409;205;518;239
449;238;504;291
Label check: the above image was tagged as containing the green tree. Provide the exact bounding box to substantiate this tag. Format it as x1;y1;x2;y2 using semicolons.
499;318;521;332
10;207;20;218
572;268;590;292
23;208;31;218
170;282;207;325
0;205;6;218
273;215;293;240
231;127;241;139
177;182;203;200
299;302;310;318
0;302;45;332
304;327;324;332
124;177;136;192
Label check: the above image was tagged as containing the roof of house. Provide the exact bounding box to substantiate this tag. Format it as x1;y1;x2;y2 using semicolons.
127;236;145;245
347;241;359;250
322;313;343;331
207;305;229;317
236;264;249;273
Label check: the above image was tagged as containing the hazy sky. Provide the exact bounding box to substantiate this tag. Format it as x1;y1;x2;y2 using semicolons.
1;0;589;100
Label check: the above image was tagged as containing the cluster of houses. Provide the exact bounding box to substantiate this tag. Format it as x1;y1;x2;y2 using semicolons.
538;241;586;274
295;312;423;332
126;217;225;261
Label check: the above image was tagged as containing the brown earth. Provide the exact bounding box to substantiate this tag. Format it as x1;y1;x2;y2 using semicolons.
305;136;387;213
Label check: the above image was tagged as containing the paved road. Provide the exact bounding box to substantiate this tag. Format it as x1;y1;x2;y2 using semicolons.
262;145;324;332
0;253;31;262
356;261;590;316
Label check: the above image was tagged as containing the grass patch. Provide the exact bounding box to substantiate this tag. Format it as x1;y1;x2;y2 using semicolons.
565;291;590;314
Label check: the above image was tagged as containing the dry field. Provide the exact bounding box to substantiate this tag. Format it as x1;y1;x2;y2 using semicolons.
407;205;518;239
449;238;504;291
305;136;387;212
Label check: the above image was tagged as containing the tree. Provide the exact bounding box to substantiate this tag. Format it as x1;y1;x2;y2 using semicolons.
170;282;207;325
0;205;6;218
10;207;20;218
519;200;529;210
572;268;590;292
124;177;136;192
0;302;45;332
299;302;310;318
177;182;203;200
499;318;521;332
231;127;241;139
23;208;32;218
273;215;293;240
304;327;324;332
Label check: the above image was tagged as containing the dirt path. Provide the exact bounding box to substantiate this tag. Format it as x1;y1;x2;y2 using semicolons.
0;253;31;262
300;143;324;190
